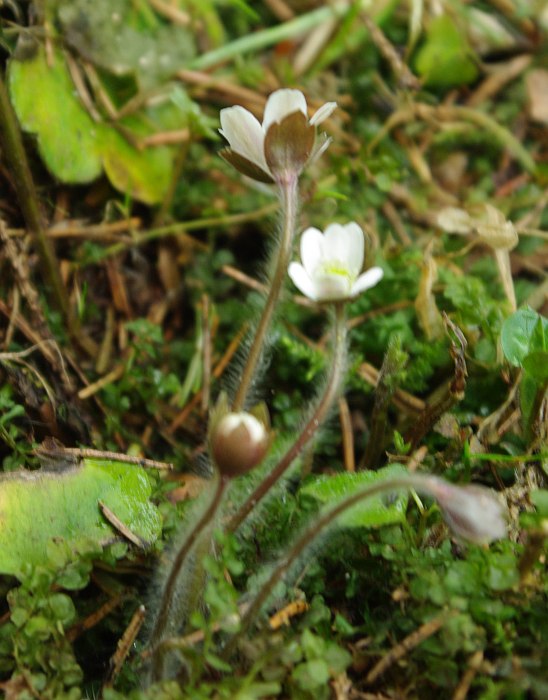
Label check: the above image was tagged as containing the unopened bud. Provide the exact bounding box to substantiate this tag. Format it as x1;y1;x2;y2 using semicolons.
428;477;508;544
210;412;270;478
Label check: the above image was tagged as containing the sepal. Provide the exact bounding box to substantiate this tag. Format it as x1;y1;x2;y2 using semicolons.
219;149;274;184
264;111;315;181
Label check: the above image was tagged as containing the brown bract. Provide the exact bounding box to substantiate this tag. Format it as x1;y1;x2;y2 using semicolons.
264;110;316;182
219;148;274;184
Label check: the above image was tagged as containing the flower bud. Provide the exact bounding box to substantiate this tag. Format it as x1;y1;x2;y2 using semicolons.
428;477;508;544
210;412;270;478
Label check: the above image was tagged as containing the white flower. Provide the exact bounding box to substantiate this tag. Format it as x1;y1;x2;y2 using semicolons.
219;89;337;183
288;223;383;302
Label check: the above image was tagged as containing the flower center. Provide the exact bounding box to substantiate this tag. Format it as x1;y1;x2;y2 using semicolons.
317;261;353;281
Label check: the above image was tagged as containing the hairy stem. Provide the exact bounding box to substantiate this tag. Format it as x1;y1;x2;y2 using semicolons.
228;302;347;531
149;475;229;678
232;176;298;411
225;474;434;656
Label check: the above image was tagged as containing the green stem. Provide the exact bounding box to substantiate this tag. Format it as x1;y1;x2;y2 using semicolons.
228;302;348;531
527;381;548;446
232;177;298;411
225;473;434;657
150;474;229;679
97;203;278;261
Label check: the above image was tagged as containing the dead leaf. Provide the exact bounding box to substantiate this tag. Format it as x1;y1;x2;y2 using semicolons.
526;69;548;124
437;207;473;234
415;249;444;339
475;204;518;250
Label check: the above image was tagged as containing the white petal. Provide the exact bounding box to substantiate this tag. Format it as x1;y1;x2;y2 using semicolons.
309;101;337;126
288;262;317;300
309;134;332;165
263;89;307;132
227;413;265;443
323;223;349;262
313;273;352;301
341;222;365;276
219;106;268;172
351;267;384;296
300;227;325;275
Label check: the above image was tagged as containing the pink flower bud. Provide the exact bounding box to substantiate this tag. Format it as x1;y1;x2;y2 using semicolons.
210;412;270;478
427;478;507;544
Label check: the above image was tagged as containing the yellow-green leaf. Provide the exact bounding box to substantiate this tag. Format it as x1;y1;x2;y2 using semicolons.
9;49;103;183
0;459;162;578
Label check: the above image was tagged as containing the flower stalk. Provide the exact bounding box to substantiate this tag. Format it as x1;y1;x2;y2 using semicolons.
223;473;507;657
149;406;270;679
228;301;348;531
149;474;229;679
219;89;336;411
232;176;299;411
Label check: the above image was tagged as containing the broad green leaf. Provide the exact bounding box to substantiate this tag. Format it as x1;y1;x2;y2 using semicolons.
520;371;540;431
501;308;548;367
0;459;162;578
415;15;479;87
9;48;188;203
9;49;103;183
522;351;548;382
299;464;409;529
100;118;174;205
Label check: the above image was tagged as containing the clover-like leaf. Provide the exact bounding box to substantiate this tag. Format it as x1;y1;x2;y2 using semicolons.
501;308;547;368
56;0;196;89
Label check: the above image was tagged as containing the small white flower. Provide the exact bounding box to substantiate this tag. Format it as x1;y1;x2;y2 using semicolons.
219;89;336;183
288;223;383;302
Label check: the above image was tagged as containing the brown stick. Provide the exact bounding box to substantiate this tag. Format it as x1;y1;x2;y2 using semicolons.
0;71;95;356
